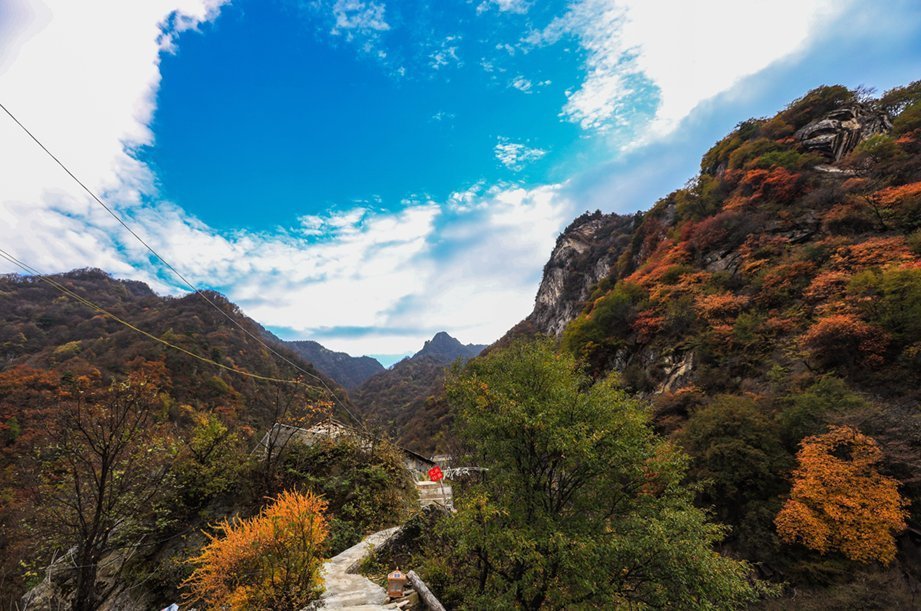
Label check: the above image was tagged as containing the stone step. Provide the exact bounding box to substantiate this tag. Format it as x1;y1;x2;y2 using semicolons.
316;527;401;610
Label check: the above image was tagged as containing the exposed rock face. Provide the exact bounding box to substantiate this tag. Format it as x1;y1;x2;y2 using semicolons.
796;106;893;161
527;211;637;336
21;548;155;611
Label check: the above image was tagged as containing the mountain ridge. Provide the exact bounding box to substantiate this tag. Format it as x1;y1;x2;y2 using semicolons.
285;340;384;390
351;331;485;453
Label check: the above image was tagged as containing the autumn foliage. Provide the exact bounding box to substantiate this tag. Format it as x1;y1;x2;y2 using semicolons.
775;426;909;564
801;314;890;368
184;490;329;610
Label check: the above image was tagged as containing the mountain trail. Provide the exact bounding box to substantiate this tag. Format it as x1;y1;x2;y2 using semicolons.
313;527;401;610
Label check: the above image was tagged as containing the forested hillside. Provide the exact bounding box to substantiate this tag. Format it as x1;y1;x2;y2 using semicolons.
0;269;346;420
514;82;921;605
285;339;384;390
352;332;484;453
0;270;408;608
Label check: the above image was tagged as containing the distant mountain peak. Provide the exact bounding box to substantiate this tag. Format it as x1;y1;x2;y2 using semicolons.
414;332;485;363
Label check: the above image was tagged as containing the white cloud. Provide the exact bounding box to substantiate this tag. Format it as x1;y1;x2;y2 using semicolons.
509;76;551;94
510;76;532;93
430;36;461;70
495;138;547;170
0;0;228;289
477;0;531;15
431;110;456;122
330;0;389;38
531;0;845;139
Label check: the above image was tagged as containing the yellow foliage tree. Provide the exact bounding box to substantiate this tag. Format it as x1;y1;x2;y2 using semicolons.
775;426;909;564
183;489;329;610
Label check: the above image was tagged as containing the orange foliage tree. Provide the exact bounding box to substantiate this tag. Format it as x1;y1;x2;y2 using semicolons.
184;489;329;610
775;426;909;564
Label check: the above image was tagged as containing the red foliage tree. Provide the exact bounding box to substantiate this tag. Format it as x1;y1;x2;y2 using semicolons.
801;314;889;368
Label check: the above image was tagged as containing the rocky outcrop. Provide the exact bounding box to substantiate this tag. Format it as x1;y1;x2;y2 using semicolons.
796;105;892;161
527;211;637;336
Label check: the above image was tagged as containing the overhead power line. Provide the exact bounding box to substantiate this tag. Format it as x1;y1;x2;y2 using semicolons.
0;101;362;426
0;248;298;384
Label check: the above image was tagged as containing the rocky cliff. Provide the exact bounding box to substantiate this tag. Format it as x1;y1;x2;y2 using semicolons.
795;104;893;161
525;211;637;337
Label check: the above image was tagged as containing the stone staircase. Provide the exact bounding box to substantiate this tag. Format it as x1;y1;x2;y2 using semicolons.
312;527;403;610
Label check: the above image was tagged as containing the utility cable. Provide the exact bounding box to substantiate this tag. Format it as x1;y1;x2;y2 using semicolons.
0;248;301;384
0;101;362;425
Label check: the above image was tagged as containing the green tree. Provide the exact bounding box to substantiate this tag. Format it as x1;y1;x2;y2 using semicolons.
440;340;770;610
778;377;867;449
682;395;791;522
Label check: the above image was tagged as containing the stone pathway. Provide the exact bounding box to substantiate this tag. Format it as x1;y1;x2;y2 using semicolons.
315;527;402;610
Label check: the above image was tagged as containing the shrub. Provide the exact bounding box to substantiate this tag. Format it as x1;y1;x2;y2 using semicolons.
848;266;921;345
800;315;889;368
803;271;851;303
681;395;790;523
562;282;647;374
278;435;415;553
694;292;748;320
871;181;921;230
184;490;329;610
739;167;803;205
778;377;868;449
821;201;877;235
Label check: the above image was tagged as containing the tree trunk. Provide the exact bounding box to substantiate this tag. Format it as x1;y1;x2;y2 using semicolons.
73;551;99;611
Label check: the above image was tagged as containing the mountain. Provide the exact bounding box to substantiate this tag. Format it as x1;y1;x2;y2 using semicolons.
285;340;383;390
0;269;348;424
528;211;638;337
502;83;921;604
351;332;485;453
414;331;486;362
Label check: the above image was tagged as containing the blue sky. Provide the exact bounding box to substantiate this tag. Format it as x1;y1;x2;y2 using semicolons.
1;0;921;362
145;0;586;230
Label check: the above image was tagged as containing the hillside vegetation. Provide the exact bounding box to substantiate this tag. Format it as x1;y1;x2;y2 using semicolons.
552;83;921;604
352;332;484;453
0;271;414;608
0;269;347;423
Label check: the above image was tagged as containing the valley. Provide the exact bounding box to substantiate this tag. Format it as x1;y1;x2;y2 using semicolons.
2;81;921;609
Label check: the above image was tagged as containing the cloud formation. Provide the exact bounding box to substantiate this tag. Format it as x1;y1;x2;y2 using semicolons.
330;0;390;38
531;0;844;139
0;1;573;355
495;138;547;170
477;0;531;15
